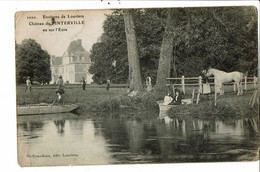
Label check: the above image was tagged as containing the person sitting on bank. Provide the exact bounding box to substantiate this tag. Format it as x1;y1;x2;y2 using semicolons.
163;91;173;105
170;91;182;105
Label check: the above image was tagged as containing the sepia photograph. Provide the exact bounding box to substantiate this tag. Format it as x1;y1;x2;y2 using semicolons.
15;4;259;167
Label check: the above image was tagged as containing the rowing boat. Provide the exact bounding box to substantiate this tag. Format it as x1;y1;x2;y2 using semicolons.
157;99;192;111
156;100;176;111
17;103;79;115
156;100;177;118
157;99;192;119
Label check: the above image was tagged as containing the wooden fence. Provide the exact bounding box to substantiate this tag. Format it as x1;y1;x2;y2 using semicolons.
166;76;258;95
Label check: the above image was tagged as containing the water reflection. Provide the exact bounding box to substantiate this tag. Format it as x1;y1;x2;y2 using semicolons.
17;113;259;166
93;114;259;163
54;120;65;135
17;113;114;166
20;121;44;132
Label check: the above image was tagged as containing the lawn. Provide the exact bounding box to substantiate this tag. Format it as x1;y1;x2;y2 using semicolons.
16;84;128;112
16;83;258;119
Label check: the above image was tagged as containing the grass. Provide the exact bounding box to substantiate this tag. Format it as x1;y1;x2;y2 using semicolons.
163;84;258;119
16;83;258;120
167;91;258;120
17;84;128;113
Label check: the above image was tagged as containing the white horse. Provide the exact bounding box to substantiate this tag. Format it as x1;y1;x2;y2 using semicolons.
205;68;244;105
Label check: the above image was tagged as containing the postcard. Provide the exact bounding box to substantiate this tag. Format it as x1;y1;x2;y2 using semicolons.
15;6;259;167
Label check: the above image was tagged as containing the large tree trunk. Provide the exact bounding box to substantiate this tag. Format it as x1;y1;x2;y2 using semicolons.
156;9;178;90
123;9;143;92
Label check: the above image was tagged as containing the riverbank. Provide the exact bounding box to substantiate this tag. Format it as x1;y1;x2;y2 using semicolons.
16;84;258;119
16;85;128;113
16;84;161;118
167;91;258;120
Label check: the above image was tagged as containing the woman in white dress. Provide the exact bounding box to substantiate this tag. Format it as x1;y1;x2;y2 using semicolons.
163;91;173;105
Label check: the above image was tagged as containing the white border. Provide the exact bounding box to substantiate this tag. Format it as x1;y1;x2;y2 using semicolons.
0;1;259;172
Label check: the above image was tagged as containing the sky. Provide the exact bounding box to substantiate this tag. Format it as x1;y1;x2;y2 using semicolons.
15;9;112;56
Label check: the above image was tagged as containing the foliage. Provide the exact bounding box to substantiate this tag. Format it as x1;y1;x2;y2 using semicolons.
89;9;165;84
90;7;258;85
173;7;258;76
16;39;51;84
89;10;127;84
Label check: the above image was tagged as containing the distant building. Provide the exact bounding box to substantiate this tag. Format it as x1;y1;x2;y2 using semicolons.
50;39;93;84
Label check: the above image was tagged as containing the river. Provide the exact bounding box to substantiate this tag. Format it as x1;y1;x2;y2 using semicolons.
17;113;259;166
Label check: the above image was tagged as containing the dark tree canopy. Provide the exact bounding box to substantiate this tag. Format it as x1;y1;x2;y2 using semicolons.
90;9;165;84
173;7;258;76
16;39;52;84
89;7;258;85
89;10;128;84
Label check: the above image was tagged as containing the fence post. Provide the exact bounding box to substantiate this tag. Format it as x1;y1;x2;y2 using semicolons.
199;76;202;93
253;76;257;90
244;76;247;91
196;92;200;104
233;83;236;92
182;75;185;95
191;89;195;104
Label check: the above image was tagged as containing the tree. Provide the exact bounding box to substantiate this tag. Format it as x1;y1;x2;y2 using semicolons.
89;10;129;84
89;7;258;86
90;10;165;85
173;7;258;76
123;9;143;92
16;39;51;84
155;9;179;90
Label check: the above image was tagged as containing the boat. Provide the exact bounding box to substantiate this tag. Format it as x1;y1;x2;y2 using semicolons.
157;99;192;111
157;99;193;119
17;103;79;115
156;100;177;112
156;100;177;119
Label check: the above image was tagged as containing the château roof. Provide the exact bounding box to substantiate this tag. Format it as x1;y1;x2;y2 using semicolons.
51;56;62;65
63;39;91;63
66;39;84;55
51;39;91;65
64;39;87;53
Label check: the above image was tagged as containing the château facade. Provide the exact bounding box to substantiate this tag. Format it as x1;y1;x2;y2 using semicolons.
50;39;93;84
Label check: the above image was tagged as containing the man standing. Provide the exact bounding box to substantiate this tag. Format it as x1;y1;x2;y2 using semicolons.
146;76;152;91
56;75;65;91
106;79;111;91
82;77;86;90
202;71;211;95
53;75;65;105
25;76;32;92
